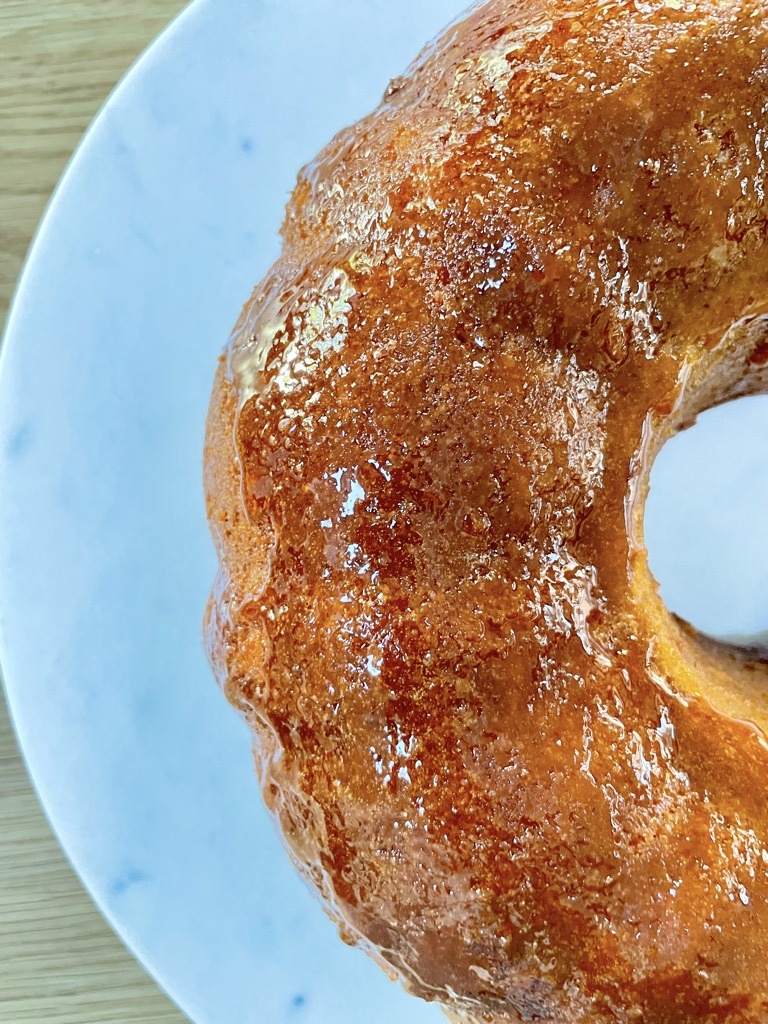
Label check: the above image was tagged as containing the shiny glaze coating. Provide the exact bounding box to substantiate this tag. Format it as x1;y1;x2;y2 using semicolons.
205;1;768;1020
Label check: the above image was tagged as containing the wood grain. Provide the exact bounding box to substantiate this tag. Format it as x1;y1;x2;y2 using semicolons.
1;3;189;1021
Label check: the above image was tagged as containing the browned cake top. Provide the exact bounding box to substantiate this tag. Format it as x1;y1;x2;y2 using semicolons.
205;1;768;1020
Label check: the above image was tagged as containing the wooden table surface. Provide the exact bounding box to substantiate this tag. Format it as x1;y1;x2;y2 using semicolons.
0;4;189;1021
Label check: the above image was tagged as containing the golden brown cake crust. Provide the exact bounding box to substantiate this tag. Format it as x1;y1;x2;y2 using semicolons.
205;1;768;1020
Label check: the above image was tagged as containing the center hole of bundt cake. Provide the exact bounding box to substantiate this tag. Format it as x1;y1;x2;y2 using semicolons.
644;394;768;645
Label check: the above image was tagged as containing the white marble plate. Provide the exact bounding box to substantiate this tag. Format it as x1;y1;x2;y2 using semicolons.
1;1;767;1023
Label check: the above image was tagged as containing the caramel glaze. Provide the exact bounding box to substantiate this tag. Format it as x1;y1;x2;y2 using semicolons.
204;1;768;1020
